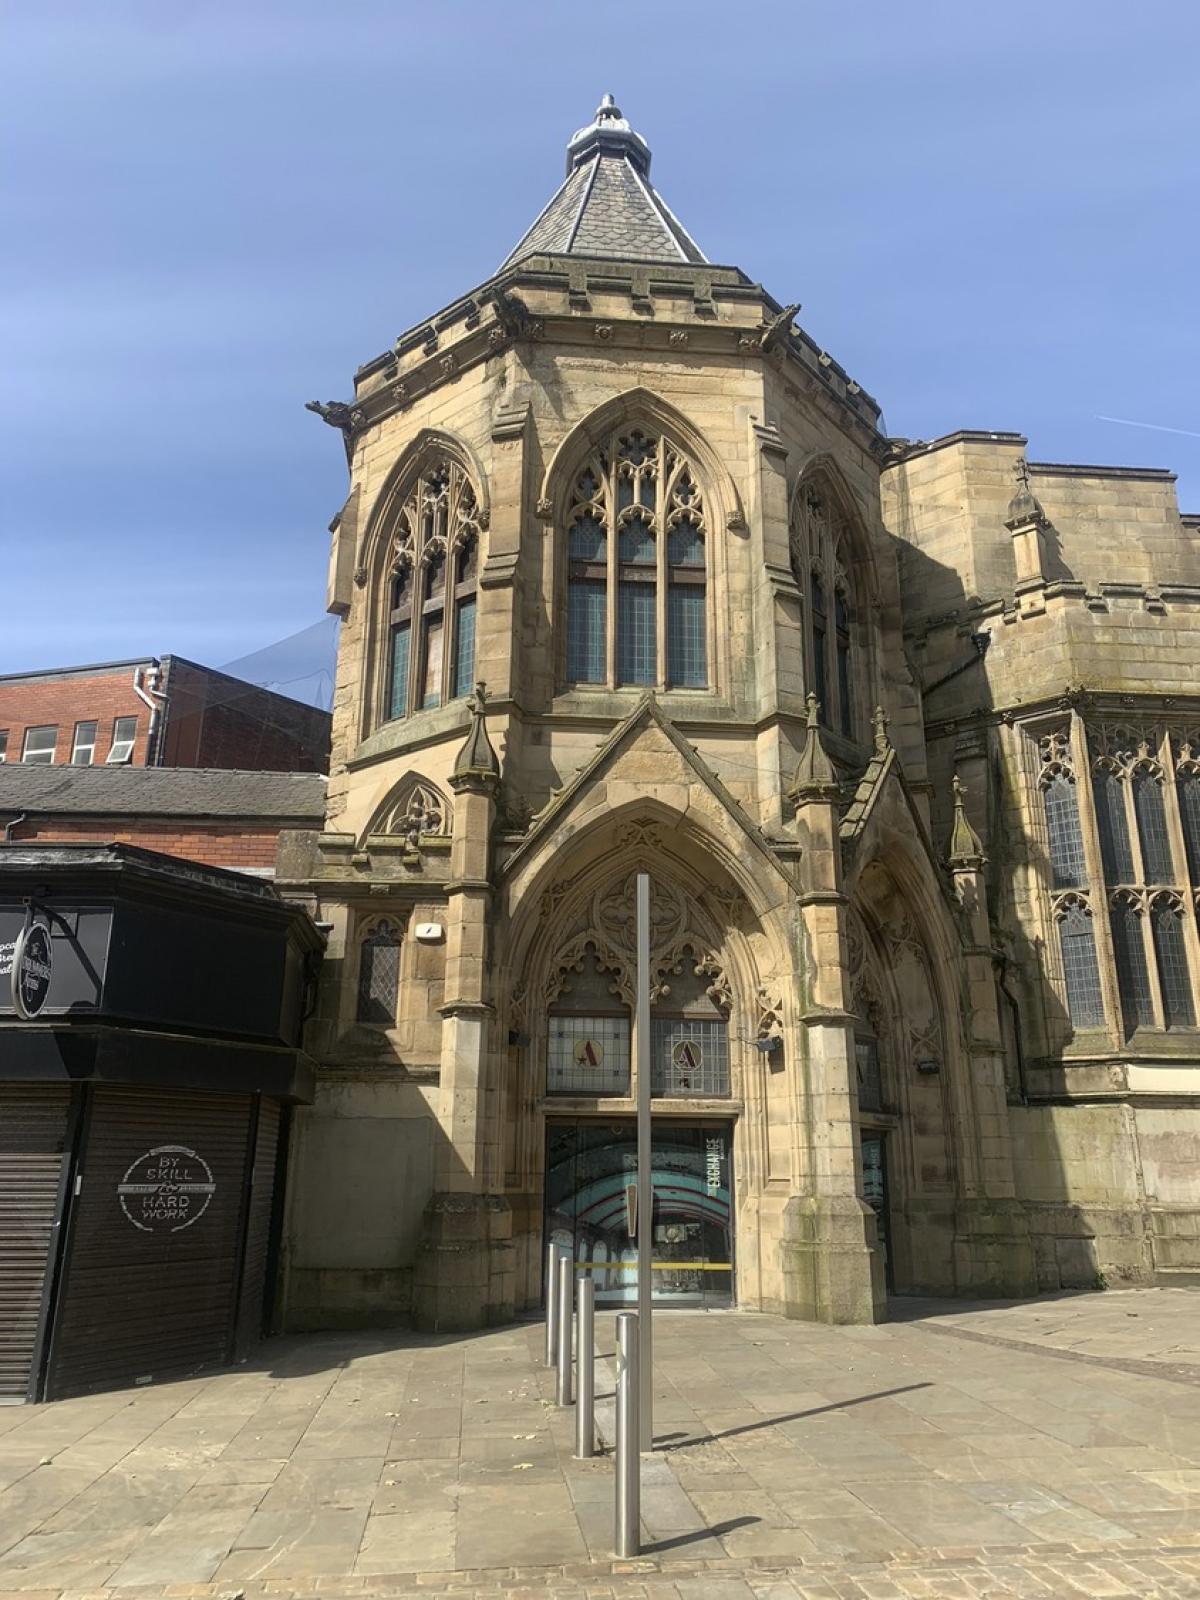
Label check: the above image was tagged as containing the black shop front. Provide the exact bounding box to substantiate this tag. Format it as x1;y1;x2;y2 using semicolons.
0;844;320;1403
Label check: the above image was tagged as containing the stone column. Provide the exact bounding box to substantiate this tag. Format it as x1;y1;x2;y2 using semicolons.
412;686;515;1331
946;773;1037;1297
780;696;884;1323
749;417;799;832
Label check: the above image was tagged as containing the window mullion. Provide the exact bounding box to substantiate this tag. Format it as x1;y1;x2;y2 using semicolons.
655;479;667;688
1124;775;1147;886
1160;735;1190;889
1141;893;1168;1028
606;454;618;689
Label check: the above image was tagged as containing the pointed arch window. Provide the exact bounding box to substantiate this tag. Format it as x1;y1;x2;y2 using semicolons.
650;955;731;1098
381;458;481;722
1133;768;1173;883
1042;772;1087;889
1152;896;1195;1029
563;430;708;690
1054;897;1105;1028
357;919;402;1025
791;480;857;737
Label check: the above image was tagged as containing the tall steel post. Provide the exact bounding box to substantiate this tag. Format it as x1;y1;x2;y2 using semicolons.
574;1271;595;1457
555;1251;573;1406
635;871;653;1451
614;1310;640;1556
544;1240;561;1368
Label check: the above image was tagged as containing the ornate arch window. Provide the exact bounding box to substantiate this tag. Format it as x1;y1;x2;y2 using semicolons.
384;458;481;721
791;478;857;737
547;946;631;1096
357;919;402;1025
563;429;708;690
650;952;731;1098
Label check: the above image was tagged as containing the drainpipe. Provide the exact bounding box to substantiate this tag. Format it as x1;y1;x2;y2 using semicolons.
133;661;169;766
3;812;27;842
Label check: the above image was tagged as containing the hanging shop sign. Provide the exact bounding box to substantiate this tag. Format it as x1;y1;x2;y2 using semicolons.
118;1145;216;1233
10;919;53;1020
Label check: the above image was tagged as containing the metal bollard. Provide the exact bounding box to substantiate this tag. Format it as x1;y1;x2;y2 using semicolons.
544;1241;561;1368
555;1251;573;1406
574;1271;595;1458
614;1310;640;1557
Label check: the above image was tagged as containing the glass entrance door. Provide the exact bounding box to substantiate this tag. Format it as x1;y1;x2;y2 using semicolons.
860;1132;892;1291
544;1119;734;1309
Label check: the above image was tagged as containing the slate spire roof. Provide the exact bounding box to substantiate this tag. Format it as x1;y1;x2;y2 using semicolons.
499;95;707;271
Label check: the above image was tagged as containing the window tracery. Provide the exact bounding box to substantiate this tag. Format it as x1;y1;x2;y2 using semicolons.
790;479;856;737
385;459;481;721
564;430;708;689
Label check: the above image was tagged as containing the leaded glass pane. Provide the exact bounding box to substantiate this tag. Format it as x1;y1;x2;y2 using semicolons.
620;520;656;566
1179;773;1200;883
855;1037;883;1111
1043;774;1087;889
667;521;704;567
1058;905;1105;1027
453;597;476;700
569;515;606;563
1111;902;1154;1034
567;580;606;682
547;1013;631;1095
1133;770;1174;883
357;927;400;1024
1152;905;1195;1028
618;581;656;684
837;642;852;737
1094;770;1135;883
650;1017;730;1097
421;616;443;709
389;624;410;719
667;585;706;687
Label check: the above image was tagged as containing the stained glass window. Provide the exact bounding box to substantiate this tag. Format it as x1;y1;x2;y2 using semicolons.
388;568;412;720
810;574;828;721
1043;774;1087;890
835;589;853;738
562;433;708;690
1094;769;1135;883
1179;771;1200;883
357;922;401;1024
1111;899;1154;1035
1058;903;1105;1027
1133;769;1174;883
1152;903;1195;1028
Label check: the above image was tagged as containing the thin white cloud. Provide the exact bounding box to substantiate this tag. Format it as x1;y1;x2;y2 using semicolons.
1095;415;1200;440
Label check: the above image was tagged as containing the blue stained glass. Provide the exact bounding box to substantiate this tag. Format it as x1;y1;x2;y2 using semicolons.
618;582;656;684
568;579;606;682
454;597;476;700
389;624;410;719
668;585;706;687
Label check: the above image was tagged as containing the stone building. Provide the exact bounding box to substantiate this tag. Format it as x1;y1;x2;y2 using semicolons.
277;97;1200;1331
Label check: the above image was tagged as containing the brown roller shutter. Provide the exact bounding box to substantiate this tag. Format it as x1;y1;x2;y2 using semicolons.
0;1086;72;1403
45;1086;254;1400
234;1097;282;1358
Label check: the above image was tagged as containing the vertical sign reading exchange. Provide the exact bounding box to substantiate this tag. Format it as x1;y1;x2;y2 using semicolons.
118;1145;216;1232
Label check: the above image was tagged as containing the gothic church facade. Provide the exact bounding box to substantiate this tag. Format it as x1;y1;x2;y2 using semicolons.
277;98;1200;1330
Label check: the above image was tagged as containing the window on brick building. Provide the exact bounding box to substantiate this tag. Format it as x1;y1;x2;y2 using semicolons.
563;430;709;691
0;729;7;763
106;716;137;764
382;458;481;723
22;725;58;764
71;721;98;765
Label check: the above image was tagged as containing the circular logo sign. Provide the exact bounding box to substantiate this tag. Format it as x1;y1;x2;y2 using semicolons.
11;922;53;1020
118;1145;215;1233
574;1038;605;1068
670;1038;704;1072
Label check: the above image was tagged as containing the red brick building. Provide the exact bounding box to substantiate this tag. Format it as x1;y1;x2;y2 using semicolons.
0;766;326;874
0;656;330;773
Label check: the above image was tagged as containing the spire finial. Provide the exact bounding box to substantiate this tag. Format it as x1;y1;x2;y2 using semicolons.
451;680;500;789
872;705;891;758
948;769;986;868
1006;455;1046;529
565;93;652;176
788;695;840;805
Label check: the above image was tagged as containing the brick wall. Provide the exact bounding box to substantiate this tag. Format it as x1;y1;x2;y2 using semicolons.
160;659;330;773
0;672;152;767
6;815;290;871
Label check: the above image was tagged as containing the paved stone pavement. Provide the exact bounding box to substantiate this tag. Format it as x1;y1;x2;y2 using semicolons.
1;1288;1199;1598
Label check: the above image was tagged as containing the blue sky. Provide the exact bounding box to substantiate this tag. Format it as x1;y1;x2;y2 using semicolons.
3;1;1197;704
